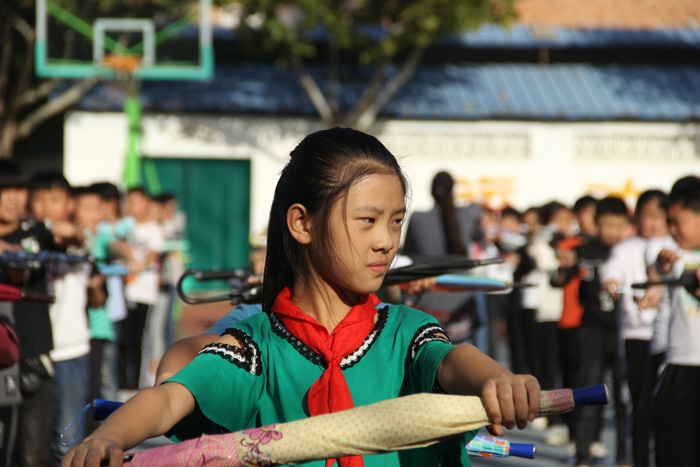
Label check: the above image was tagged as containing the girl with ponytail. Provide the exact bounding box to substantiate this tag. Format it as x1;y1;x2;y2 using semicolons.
64;128;539;467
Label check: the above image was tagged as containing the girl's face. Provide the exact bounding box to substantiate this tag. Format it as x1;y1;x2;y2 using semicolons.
576;205;598;236
667;203;700;250
124;192;147;219
597;213;630;248
550;208;575;237
0;187;27;224
31;187;73;223
75;193;105;231
324;173;406;295
523;210;539;235
637;201;667;239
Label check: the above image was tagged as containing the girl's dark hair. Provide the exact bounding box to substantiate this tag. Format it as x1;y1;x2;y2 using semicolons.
71;185;90;197
90;182;120;201
262;127;407;312
500;207;522;221
524;206;540;220
539;201;567;225
573;195;597;214
0;160;27;190
669;176;700;213
30;170;72;193
431;172;467;256
596;196;628;218
634;189;668;217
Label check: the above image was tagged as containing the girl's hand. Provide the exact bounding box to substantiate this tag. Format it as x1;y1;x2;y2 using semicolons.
603;279;621;300
126;258;143;275
557;249;577;268
0;240;21;254
655;249;681;275
689;268;700;299
61;438;123;467
638;285;664;309
403;276;436;295
480;374;540;437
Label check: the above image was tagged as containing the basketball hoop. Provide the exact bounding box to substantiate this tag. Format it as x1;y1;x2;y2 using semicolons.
101;54;142;77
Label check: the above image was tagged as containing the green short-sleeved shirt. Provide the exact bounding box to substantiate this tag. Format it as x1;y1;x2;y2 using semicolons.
167;305;475;466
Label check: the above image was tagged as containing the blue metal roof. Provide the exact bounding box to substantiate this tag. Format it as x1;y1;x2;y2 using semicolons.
387;63;700;121
206;23;700;49
74;62;700;121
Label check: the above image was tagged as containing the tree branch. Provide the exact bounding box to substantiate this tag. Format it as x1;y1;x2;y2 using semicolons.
12;15;34;42
288;50;334;126
0;12;14;118
352;45;425;130
343;57;389;128
17;80;60;109
16;77;98;140
327;38;340;121
8;15;37;121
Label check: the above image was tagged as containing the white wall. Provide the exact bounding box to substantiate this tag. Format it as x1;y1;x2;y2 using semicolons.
65;111;700;238
64;112;128;187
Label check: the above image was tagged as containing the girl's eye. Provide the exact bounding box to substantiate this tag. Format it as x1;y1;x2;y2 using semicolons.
393;218;405;226
361;218;375;224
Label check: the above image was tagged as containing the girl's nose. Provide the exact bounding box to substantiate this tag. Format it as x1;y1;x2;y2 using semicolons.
374;228;394;253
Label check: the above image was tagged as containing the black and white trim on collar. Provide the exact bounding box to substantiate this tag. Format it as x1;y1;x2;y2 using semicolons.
199;328;262;376
269;306;389;369
269;312;325;366
406;323;451;367
340;305;388;370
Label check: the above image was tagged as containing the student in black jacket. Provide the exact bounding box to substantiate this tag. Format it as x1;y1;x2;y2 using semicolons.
555;196;631;467
0;161;55;467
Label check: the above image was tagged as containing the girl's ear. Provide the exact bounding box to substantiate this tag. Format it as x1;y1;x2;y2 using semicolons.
287;203;312;245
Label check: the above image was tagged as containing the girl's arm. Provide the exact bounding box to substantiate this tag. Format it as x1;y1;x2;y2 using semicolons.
62;382;195;467
155;333;219;385
437;345;540;436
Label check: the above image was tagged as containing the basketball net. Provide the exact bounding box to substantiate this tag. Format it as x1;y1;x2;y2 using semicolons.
100;54;142;100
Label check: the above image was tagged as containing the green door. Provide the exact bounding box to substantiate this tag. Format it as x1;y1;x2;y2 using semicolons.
151;158;251;287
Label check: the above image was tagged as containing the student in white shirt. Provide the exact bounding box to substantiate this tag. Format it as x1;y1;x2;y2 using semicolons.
602;190;669;467
650;177;700;467
120;188;164;390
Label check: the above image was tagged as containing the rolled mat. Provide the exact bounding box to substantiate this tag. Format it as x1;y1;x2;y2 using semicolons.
123;385;607;466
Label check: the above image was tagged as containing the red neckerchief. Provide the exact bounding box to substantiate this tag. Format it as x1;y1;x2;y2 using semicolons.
271;287;380;467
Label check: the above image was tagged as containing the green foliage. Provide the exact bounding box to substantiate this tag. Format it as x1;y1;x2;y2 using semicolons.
50;0;195;22
233;0;516;65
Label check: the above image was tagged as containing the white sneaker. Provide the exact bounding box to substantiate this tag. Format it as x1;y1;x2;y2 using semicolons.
589;440;609;459
544;424;569;446
529;417;548;431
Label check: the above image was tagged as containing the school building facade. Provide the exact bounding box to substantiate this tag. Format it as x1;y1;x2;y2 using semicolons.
63;25;700;269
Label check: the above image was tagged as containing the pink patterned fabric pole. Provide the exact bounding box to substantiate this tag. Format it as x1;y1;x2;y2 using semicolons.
538;388;576;416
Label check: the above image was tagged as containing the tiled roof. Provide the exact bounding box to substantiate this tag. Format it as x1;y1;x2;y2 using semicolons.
515;0;700;28
74;62;700;122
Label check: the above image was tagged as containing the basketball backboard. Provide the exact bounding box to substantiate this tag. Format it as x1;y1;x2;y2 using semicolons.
35;0;213;80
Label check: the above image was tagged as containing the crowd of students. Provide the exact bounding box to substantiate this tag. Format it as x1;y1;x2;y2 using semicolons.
407;175;699;467
0;160;185;466
1;140;699;467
